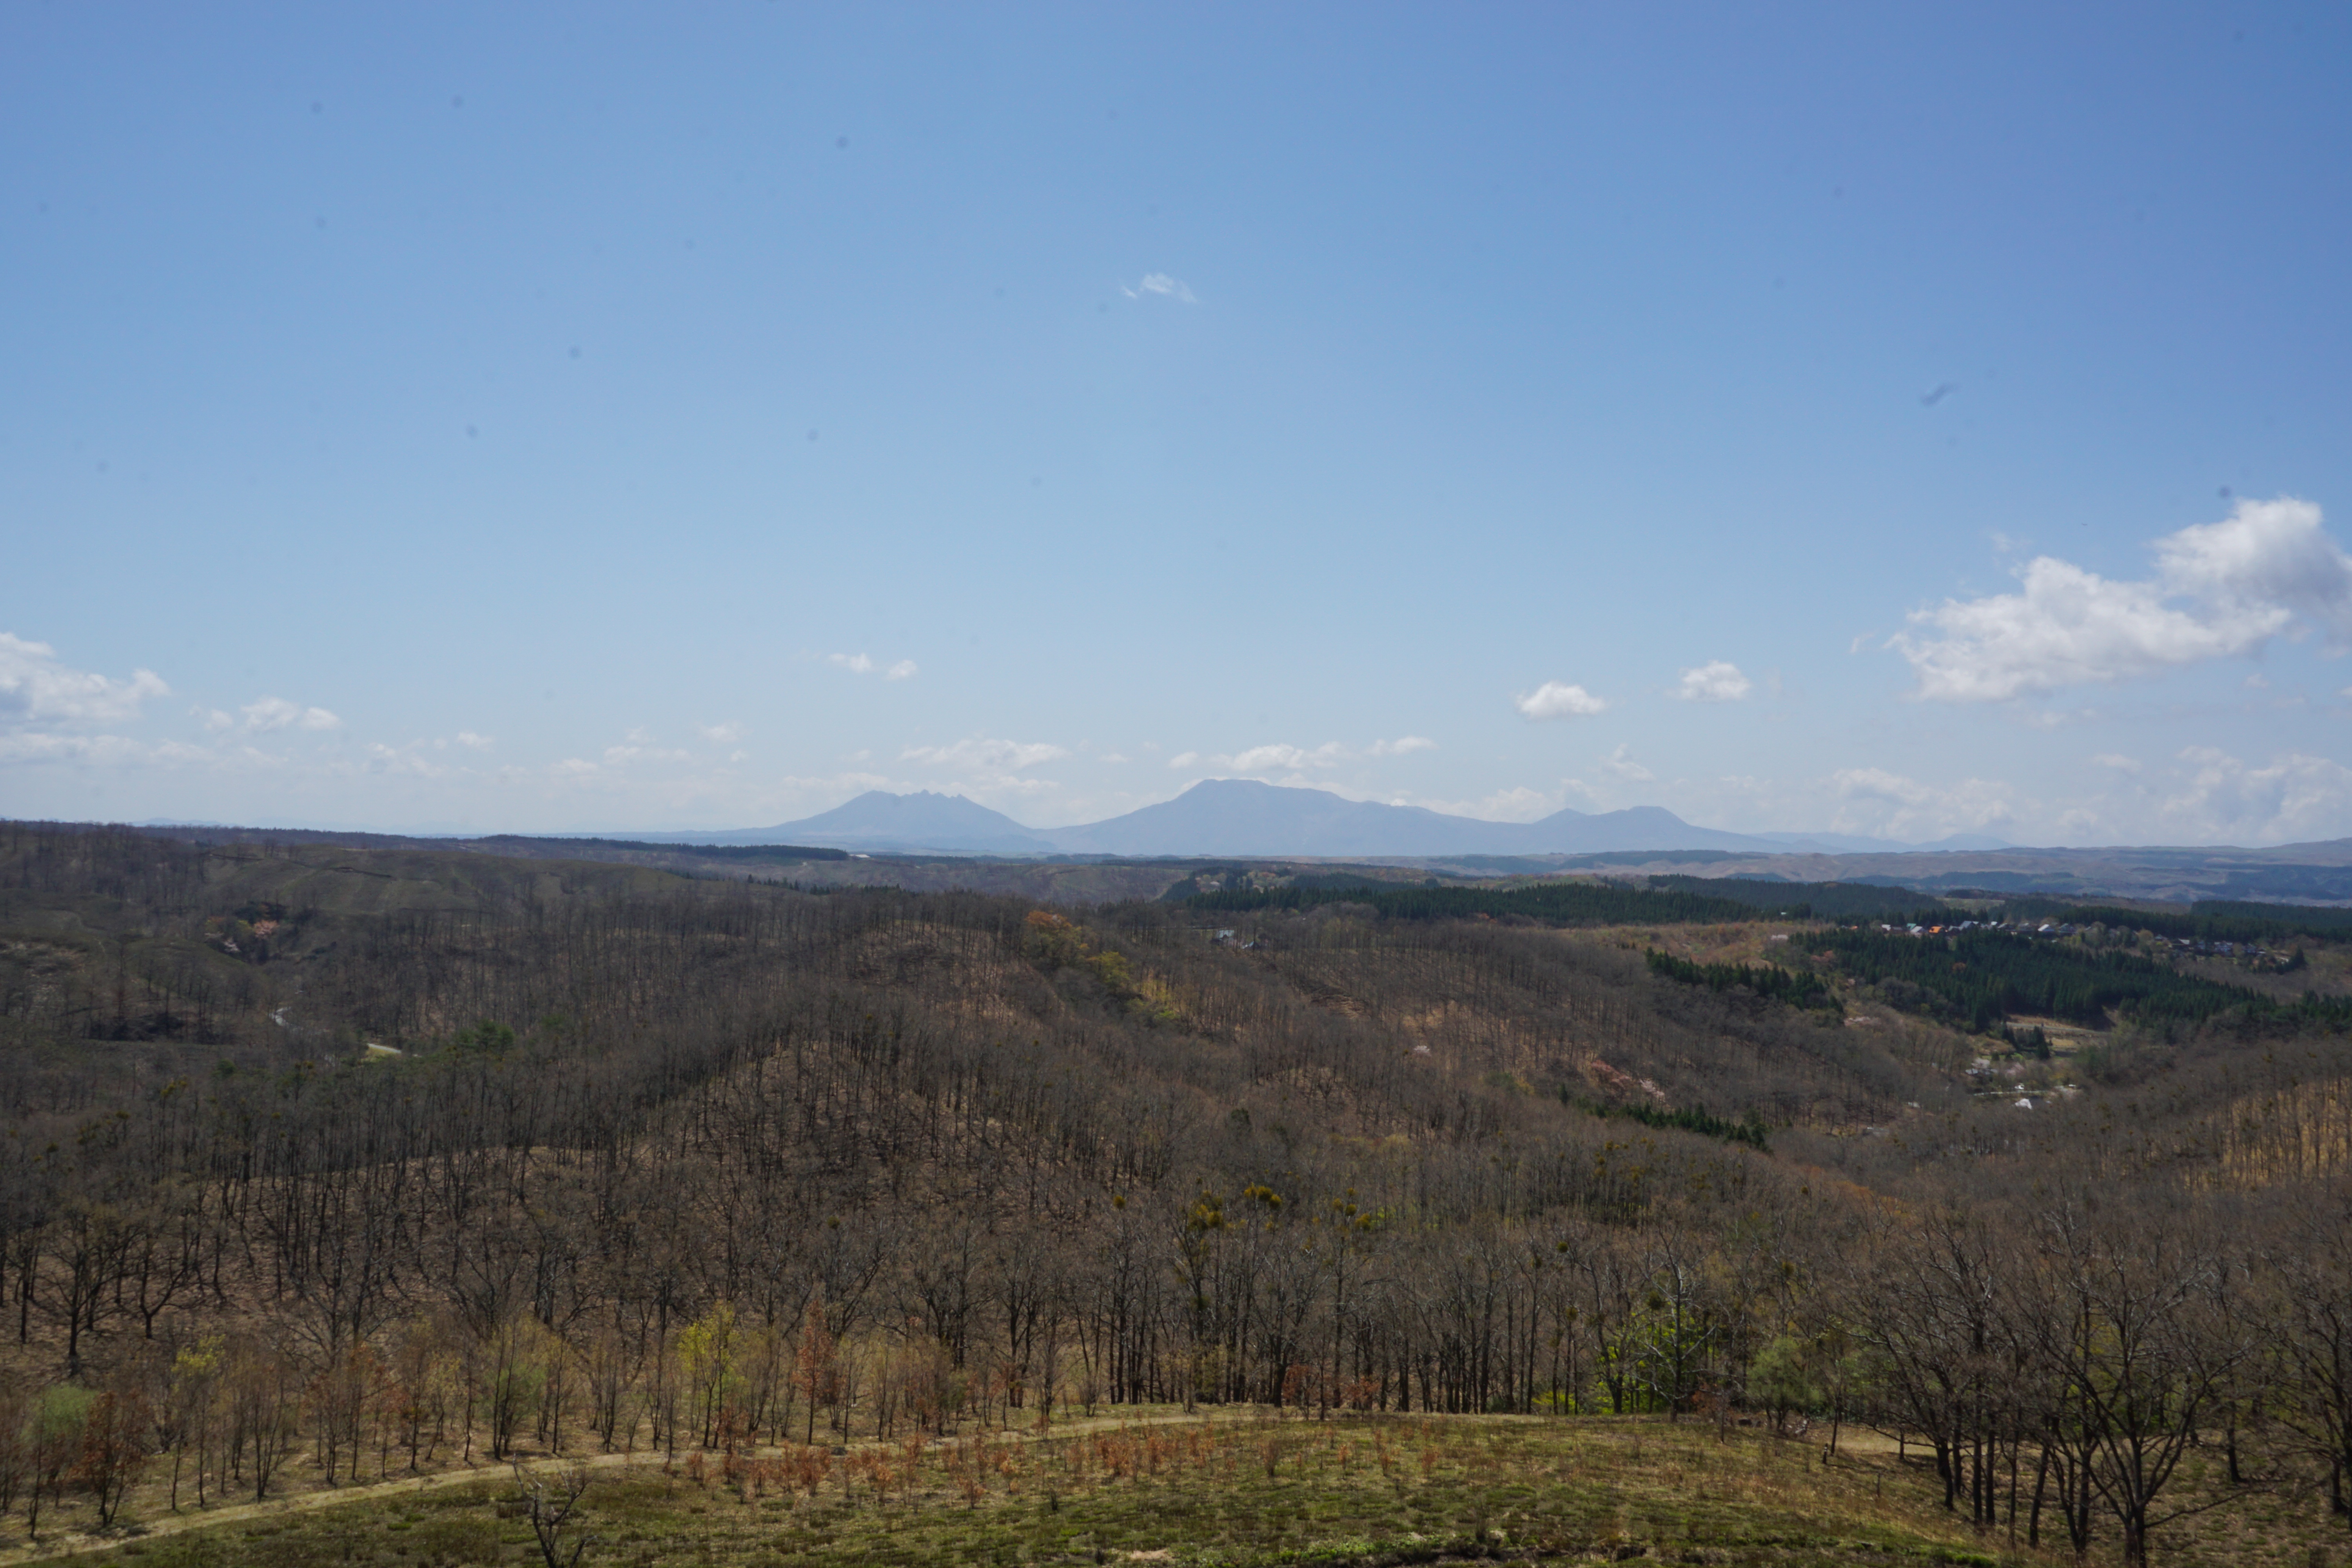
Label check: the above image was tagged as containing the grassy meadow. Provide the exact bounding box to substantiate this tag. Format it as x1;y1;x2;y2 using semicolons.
16;1413;2018;1568
8;1412;2346;1568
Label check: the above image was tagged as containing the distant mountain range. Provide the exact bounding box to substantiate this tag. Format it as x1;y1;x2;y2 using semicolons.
619;779;2011;858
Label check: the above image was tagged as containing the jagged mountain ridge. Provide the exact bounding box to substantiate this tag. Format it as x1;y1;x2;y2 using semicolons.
635;778;1895;857
1041;780;1774;857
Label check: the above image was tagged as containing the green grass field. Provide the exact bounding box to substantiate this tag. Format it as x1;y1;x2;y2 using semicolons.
21;1415;2018;1568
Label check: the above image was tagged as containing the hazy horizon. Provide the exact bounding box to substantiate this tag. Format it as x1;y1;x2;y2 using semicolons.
93;775;2036;853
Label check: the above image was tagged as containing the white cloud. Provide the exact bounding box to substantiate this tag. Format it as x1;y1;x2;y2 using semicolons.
2160;499;2352;638
826;652;917;680
241;697;341;733
0;634;168;724
0;730;158;765
965;774;1060;798
364;742;450;779
1515;681;1608;720
603;744;687;766
2156;747;2352;845
1165;738;1431;774
901;737;1069;771
1122;273;1198;303
1599;743;1653;782
1227;742;1348;772
1674;661;1752;702
1411;784;1559;822
1896;497;2352;702
699;722;746;744
455;731;493;750
1476;786;1558;821
1830;767;2018;839
2020;708;2099;731
2091;753;2142;773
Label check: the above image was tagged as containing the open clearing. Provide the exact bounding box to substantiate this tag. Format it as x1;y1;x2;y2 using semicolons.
5;1412;2065;1568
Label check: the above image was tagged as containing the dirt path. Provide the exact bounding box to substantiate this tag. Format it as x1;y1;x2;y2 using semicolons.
15;1410;1881;1563
15;1448;653;1564
9;1405;1280;1564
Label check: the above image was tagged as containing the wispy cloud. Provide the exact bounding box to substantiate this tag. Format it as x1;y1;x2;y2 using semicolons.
1895;497;2352;701
699;721;747;744
1514;681;1607;720
1599;743;1653;782
239;696;341;733
2156;747;2352;844
2049;745;2352;846
1673;661;1751;702
826;652;917;680
364;742;451;779
1831;766;2018;839
0;633;168;725
902;736;1069;771
1227;742;1348;772
0;731;163;765
603;740;691;766
1171;737;1433;773
1122;272;1198;303
1409;784;1559;822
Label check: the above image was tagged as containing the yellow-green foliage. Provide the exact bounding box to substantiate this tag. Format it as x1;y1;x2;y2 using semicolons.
1025;910;1183;1025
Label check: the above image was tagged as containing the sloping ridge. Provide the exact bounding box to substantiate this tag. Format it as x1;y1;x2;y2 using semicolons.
1042;779;1781;857
1044;779;1502;857
650;791;1053;854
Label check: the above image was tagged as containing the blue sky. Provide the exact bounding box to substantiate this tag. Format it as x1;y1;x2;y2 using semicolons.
7;3;2352;845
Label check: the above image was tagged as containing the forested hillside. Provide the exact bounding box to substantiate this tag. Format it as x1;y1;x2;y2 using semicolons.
2;821;2350;1564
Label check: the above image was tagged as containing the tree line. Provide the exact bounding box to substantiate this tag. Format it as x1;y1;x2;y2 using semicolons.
1187;880;1757;925
1643;947;1842;1013
1816;926;2351;1034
